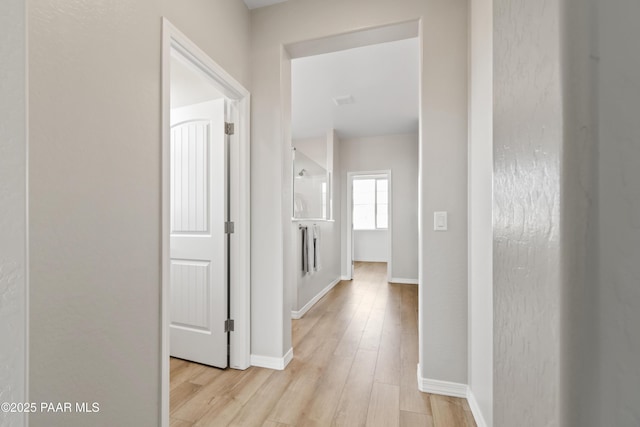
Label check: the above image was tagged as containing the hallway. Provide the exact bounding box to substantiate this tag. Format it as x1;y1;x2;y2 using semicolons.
170;262;475;426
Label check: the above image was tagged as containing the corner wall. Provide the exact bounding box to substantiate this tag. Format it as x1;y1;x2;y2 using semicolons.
493;0;563;425
468;0;493;424
0;1;27;425
493;1;640;426
28;1;251;425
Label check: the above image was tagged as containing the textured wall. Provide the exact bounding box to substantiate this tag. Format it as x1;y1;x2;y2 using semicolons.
28;1;250;425
493;0;563;425
0;1;27;426
560;0;598;424
593;0;640;424
494;1;640;425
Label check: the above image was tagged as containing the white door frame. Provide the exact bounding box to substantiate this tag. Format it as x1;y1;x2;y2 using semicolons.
346;170;392;282
161;18;251;427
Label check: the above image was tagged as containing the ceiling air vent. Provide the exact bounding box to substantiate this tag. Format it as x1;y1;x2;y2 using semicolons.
332;95;355;106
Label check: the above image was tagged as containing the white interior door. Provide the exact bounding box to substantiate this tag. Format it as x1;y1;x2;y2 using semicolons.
170;98;228;368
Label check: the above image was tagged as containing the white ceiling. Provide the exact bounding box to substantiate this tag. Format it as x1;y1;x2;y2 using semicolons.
243;0;288;9
292;37;419;140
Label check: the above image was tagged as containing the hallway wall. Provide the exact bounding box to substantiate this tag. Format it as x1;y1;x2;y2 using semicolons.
27;1;251;426
0;1;27;426
250;0;469;385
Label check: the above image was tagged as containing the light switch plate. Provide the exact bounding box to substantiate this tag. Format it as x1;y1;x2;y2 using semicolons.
434;211;448;231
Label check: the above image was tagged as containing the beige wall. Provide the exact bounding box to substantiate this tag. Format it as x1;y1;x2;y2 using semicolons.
27;1;250;425
250;0;469;383
0;1;27;426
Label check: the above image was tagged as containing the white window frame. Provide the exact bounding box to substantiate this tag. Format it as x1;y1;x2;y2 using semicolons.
352;176;389;230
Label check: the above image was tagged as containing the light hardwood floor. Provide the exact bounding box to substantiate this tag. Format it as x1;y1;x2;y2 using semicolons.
170;262;476;427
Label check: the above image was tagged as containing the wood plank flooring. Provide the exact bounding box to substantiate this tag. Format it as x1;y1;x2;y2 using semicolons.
170;262;476;427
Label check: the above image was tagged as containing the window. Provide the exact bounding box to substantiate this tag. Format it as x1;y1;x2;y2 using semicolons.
353;177;388;230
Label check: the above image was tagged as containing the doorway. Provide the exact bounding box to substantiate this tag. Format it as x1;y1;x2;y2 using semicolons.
286;24;420;374
161;18;251;427
347;171;392;282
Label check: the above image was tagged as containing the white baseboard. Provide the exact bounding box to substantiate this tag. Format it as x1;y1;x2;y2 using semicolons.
340;275;351;281
389;277;419;285
466;388;489;427
416;364;468;397
250;347;293;371
283;347;293;368
291;277;341;319
416;365;488;426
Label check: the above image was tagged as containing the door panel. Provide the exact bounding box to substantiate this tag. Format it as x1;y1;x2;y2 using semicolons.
170;260;210;331
171;121;210;234
170;98;227;369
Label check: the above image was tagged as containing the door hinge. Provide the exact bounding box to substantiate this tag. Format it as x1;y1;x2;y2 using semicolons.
224;319;235;333
225;122;235;135
225;221;235;234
